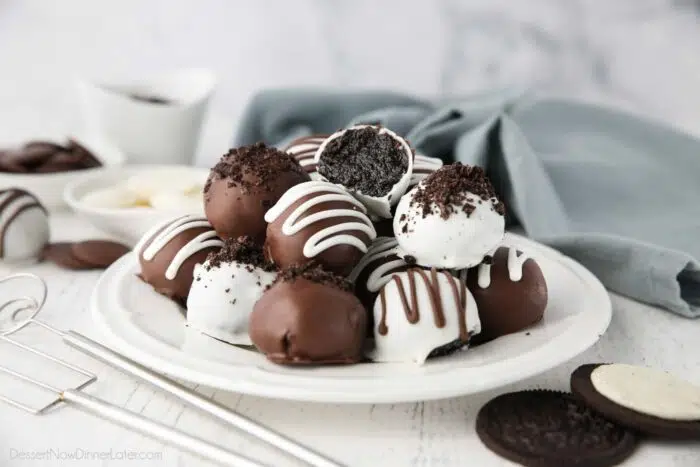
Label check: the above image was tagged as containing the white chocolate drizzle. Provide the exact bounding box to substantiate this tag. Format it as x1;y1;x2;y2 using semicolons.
135;214;223;280
507;247;529;282
462;246;530;289
264;181;377;258
349;237;408;292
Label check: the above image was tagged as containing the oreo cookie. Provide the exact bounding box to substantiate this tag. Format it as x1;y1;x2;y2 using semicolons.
571;364;700;440
476;390;637;467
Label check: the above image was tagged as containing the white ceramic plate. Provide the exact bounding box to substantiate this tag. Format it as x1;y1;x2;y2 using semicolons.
91;233;611;404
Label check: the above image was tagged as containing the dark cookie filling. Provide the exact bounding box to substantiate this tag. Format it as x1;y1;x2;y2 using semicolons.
317;127;409;197
427;337;470;359
271;262;353;293
411;163;505;220
205;142;305;194
206;236;275;272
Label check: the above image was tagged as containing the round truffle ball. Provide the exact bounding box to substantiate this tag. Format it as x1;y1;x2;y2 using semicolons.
136;214;223;303
187;237;277;346
204;143;310;243
284;134;329;180
462;246;547;343
315;125;413;218
349;237;411;312
264;180;376;277
0;188;49;263
249;264;367;365
394;163;505;269
370;268;481;365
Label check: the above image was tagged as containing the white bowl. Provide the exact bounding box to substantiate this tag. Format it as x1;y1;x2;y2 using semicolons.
77;68;216;165
0;134;126;209
64;165;209;246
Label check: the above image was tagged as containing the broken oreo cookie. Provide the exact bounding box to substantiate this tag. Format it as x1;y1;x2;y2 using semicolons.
476;390;638;467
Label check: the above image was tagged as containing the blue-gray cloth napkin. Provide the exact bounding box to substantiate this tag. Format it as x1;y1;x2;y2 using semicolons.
235;89;700;318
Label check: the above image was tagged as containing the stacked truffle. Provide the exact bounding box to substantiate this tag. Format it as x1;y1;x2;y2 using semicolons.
135;125;548;366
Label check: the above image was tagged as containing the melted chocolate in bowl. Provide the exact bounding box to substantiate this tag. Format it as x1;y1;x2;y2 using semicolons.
128;93;174;105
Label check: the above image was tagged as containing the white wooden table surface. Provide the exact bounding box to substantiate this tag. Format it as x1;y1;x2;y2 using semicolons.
0;211;698;467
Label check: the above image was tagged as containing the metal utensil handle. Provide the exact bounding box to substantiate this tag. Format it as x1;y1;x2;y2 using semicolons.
61;389;264;467
62;331;343;467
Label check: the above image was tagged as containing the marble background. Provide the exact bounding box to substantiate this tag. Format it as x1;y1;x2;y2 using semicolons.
0;0;699;166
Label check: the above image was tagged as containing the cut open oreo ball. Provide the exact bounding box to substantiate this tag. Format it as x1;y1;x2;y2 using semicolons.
315;125;413;219
571;363;700;440
476;390;638;467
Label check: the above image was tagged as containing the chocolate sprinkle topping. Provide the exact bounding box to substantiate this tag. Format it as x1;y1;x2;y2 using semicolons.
206;236;275;272
271;262;353;293
411;163;505;220
317;127;409;197
205;142;305;195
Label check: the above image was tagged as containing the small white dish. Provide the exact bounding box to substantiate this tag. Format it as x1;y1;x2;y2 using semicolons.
91;233;612;404
77;68;216;165
64;165;209;246
0;134;126;210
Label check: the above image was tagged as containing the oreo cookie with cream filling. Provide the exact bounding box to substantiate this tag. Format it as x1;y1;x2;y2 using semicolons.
571;363;700;440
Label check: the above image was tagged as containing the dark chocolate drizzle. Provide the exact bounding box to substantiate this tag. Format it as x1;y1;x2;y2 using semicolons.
378;268;469;341
0;189;47;258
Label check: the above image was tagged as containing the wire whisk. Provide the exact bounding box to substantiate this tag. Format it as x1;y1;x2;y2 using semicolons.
0;272;342;467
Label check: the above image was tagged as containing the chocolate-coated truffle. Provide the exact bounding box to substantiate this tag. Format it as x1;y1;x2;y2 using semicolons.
264;180;376;276
461;246;547;343
136;214;223;303
0;188;49;263
204;143;310;242
249;264;367;364
283;134;329;180
315;125;413;218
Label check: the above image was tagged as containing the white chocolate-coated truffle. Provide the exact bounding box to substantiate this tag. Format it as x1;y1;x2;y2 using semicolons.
370;268;480;365
393;165;505;269
0;188;50;263
315;125;413;219
186;259;276;346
